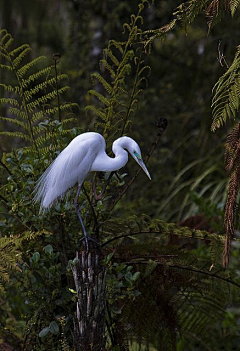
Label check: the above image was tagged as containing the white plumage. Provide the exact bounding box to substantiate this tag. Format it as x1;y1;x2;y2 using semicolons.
34;132;151;212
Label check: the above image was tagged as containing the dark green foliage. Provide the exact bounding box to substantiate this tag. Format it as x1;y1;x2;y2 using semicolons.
0;28;79;153
174;0;240;29
212;46;240;132
86;0;152;142
0;0;240;350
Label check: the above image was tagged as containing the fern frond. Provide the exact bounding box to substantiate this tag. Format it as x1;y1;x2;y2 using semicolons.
0;131;31;141
223;122;240;267
0;63;12;70
100;59;116;78
0;83;20;94
143;20;177;51
0;116;27;129
230;0;240;16
27;86;70;111
92;73;113;95
36;133;57;147
173;0;208;26
0;98;19;106
12;45;32;68
115;239;236;349
108;39;124;54
206;0;233;29
0;51;10;60
17;56;46;78
8;107;27;119
211;46;240;131
104;48;120;67
88;90;110;106
44;102;78;117
21;67;52;87
9;44;29;58
24;75;68;102
85;105;107;120
31;111;44;123
61;117;77;125
0;29;13;48
0;236;22;293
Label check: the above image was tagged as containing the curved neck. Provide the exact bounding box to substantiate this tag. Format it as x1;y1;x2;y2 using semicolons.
91;137;129;172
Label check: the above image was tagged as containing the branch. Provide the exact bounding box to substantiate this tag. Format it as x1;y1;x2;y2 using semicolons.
122;260;240;289
0;160;12;175
101;221;225;248
0;194;9;204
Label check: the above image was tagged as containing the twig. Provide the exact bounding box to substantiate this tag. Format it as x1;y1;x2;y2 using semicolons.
82;184;99;238
0;160;12;175
106;301;117;346
124;261;240;289
120;44;144;137
52;53;62;122
217;40;229;69
0;194;9;204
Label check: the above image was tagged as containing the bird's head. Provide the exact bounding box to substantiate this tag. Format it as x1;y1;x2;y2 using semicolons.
128;139;151;180
113;136;151;180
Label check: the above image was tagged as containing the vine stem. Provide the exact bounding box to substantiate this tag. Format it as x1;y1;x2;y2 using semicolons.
103;1;146;139
101;227;225;248
53;53;61;122
123;261;240;289
82;184;99;238
0;160;12;175
120;44;144;137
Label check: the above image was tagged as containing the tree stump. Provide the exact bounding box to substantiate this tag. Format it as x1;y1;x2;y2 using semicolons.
72;242;107;351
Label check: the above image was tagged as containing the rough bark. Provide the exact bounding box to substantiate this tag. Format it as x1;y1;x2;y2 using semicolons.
72;242;107;351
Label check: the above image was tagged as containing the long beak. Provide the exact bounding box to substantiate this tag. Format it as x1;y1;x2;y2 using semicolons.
138;159;151;180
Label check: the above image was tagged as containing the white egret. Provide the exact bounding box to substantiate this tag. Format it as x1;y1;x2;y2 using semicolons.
34;132;151;249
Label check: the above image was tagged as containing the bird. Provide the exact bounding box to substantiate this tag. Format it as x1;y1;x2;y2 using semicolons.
34;132;151;249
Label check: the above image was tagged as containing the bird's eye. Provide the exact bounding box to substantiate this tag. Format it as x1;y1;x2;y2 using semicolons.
133;151;141;160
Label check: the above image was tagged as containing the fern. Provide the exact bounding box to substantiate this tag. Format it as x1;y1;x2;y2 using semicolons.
102;214;225;250
174;0;239;30
173;0;208;27
211;46;240;132
142;20;177;53
0;29;78;154
85;1;152;142
109;238;240;349
222;122;240;267
0;236;22;293
230;0;240;16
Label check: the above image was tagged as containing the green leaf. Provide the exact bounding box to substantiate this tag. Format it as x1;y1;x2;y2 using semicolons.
103;252;114;265
72;257;78;266
49;321;59;335
39;326;50;338
32;252;40;263
112;346;121;351
132;271;140;281
69;288;77;294
44;244;53;255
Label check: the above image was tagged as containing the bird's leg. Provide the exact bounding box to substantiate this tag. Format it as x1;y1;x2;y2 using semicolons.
92;171;115;201
74;184;89;251
74;184;99;251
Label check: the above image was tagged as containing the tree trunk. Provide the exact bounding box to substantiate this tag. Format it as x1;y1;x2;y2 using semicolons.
72;242;107;351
